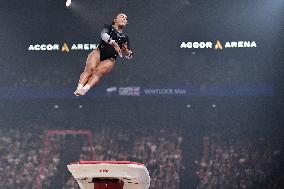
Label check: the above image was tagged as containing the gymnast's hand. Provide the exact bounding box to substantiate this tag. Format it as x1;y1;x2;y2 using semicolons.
122;43;133;59
122;43;128;52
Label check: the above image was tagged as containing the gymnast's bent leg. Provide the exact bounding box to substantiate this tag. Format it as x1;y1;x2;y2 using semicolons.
80;59;115;95
74;50;100;96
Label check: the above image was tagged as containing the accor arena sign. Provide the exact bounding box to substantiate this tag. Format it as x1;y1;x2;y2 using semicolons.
180;40;257;50
28;43;98;52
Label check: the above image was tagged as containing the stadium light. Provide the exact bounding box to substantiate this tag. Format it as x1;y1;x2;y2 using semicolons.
66;0;71;7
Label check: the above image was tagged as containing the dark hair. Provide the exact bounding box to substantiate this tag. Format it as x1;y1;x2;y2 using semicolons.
112;13;119;25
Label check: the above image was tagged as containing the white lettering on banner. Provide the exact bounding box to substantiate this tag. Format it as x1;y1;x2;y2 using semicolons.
180;42;212;49
90;44;97;49
144;88;186;95
225;41;257;48
119;87;140;96
78;44;83;50
35;45;40;50
174;89;186;94
181;41;257;49
71;44;77;50
144;89;173;95
28;44;59;51
71;44;97;50
28;43;97;51
106;87;117;93
225;42;237;48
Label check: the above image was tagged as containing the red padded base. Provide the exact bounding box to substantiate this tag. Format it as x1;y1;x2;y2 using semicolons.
93;178;124;189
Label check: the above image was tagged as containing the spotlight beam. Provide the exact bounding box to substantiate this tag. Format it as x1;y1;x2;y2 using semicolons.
66;0;71;7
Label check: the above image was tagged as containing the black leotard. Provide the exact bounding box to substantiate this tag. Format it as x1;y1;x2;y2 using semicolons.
97;24;131;61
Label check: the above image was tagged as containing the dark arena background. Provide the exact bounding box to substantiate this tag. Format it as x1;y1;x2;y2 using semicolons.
0;0;284;189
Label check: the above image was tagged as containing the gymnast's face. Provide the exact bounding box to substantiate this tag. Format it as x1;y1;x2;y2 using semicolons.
114;13;128;27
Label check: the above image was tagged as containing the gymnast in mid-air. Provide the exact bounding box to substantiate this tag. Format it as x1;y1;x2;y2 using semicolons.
74;13;133;96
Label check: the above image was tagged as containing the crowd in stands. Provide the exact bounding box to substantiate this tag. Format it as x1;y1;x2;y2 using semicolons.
196;129;281;189
0;126;183;189
0;126;43;189
0;123;282;189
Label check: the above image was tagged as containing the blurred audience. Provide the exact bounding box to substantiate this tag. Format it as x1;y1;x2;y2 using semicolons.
0;126;183;189
196;129;281;189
